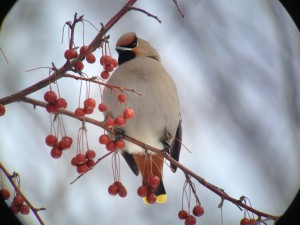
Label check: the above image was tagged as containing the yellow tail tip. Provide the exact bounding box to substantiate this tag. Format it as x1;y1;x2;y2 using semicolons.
143;194;167;204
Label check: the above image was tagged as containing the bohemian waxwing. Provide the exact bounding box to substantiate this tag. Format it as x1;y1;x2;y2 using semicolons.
102;32;182;204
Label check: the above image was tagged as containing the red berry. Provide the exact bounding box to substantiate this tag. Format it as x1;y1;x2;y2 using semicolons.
99;134;110;145
148;175;160;188
86;53;96;63
100;55;112;66
104;64;114;72
249;219;257;225
19;205;30;215
240;218;250;225
100;70;110;79
106;141;116;151
98;103;107;112
137;185;148;197
46;102;57;113
75;153;86;165
12;195;24;206
118;93;126;102
45;134;58;147
59;136;73;150
64;49;78;60
85;149;96;160
76;164;89;174
74;61;84;71
146;193;157;204
105;117;114;128
86;159;95;168
108;183;119;196
74;107;85;118
84;98;96;109
0;104;6;116
80;45;88;55
123;108;134;120
112;58;118;68
44;90;57;103
118;185;127;198
114;116;126;127
185;215;196;225
84;106;94;114
192;205;204;217
54;98;67;110
50;147;62;159
178;210;188;220
115;139;125;149
10;204;19;214
71;156;78;166
0;189;10;200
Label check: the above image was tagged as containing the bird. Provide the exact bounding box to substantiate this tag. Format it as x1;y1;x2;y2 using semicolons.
102;32;182;204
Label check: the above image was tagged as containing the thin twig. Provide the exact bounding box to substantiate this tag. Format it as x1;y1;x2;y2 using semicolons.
127;6;162;23
172;0;185;17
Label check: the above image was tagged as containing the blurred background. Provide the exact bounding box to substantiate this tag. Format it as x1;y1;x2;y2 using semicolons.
0;0;299;224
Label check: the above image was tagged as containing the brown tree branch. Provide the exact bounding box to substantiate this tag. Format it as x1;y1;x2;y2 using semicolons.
21;96;280;222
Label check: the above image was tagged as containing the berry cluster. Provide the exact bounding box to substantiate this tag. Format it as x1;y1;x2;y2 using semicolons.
45;134;73;159
10;194;30;215
44;90;67;114
178;205;204;225
74;97;97;118
70;126;96;174
99;134;126;152
108;181;127;198
137;175;161;204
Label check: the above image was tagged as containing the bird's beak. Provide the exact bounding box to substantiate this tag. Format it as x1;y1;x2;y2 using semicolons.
115;46;133;51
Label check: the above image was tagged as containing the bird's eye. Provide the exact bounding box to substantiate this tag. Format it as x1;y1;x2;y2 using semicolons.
127;36;138;48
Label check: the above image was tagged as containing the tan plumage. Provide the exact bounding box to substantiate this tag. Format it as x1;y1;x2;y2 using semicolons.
102;32;182;203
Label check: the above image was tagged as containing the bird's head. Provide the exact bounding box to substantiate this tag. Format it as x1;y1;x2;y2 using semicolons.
115;32;161;65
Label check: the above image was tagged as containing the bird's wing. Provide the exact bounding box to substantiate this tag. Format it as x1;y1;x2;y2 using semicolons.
121;150;139;176
170;120;182;172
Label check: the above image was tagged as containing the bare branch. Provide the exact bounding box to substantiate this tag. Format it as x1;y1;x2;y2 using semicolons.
127;6;162;23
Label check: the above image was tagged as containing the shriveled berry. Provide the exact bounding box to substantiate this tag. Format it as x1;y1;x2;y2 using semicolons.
0;104;6;116
50;147;62;159
192;205;204;217
44;91;57;103
59;136;73;150
146;193;157;204
74;61;84;71
45;134;58;147
137;185;148;197
86;53;96;63
123;108;134;120
148;175;160;188
178;210;188;220
114;116;126;127
118;93;126;102
12;195;24;206
74;107;85;118
99;134;110;144
98;103;107;112
85;149;96;160
100;70;110;79
0;188;10;200
19;205;30;215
